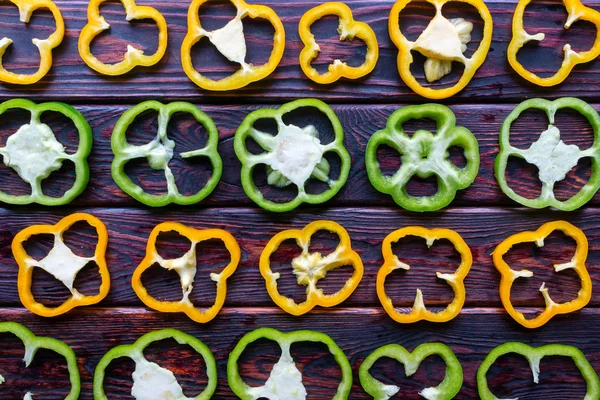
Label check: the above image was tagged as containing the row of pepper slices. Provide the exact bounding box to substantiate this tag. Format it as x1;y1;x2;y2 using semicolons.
5;0;599;97
2;96;597;212
4;322;600;399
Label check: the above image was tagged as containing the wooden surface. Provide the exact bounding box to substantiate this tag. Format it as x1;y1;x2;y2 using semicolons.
1;0;600;398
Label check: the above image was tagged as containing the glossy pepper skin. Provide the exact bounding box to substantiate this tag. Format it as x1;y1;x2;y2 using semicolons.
360;343;463;400
93;328;217;400
0;0;64;84
78;0;168;75
493;221;591;329
0;99;92;206
260;220;363;316
181;0;285;91
132;222;241;323
111;101;223;207
495;98;600;211
388;0;493;99
508;0;600;86
299;2;378;84
377;227;472;323
12;213;110;317
366;104;479;211
228;327;352;400
0;322;80;400
478;342;600;400
234;99;351;212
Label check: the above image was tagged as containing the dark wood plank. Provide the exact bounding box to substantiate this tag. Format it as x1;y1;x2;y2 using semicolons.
0;0;598;102
1;307;599;399
0;206;599;309
0;103;596;207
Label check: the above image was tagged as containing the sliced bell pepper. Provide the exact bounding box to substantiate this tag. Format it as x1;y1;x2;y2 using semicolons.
0;0;64;85
78;0;168;76
12;213;110;317
495;97;600;211
0;322;80;400
235;99;351;212
0;99;92;206
366;104;479;211
388;0;493;99
508;0;600;86
493;220;591;329
377;226;472;324
181;0;285;91
93;328;217;400
477;342;600;400
359;343;463;400
111;100;223;207
260;220;363;316
228;327;352;399
298;2;378;84
132;222;241;323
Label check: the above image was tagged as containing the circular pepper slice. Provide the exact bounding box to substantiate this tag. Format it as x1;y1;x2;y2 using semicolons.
377;226;472;323
260;220;363;316
93;329;217;400
111;101;223;207
365;104;479;211
359;343;463;400
477;342;600;400
228;327;352;399
0;99;92;206
388;0;493;99
299;2;378;84
492;220;591;329
78;0;168;76
495;97;600;211
234;99;351;212
0;322;80;400
12;213;111;317
508;0;600;86
132;222;241;323
181;0;285;91
0;0;64;85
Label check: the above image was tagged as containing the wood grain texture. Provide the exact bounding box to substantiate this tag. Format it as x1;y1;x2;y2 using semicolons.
0;0;598;102
0;103;597;208
0;206;598;309
1;307;599;399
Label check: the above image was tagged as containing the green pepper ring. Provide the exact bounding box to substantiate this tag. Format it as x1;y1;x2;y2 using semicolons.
227;327;353;399
477;342;600;400
93;328;217;400
494;97;600;211
0;321;81;400
234;99;351;213
0;98;92;206
111;101;223;207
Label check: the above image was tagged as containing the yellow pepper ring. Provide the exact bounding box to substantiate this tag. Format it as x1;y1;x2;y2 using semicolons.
132;222;241;324
260;220;364;316
298;2;379;84
181;0;285;91
0;0;64;85
12;213;111;317
508;0;600;86
377;226;472;323
388;0;493;99
493;220;592;329
78;0;168;76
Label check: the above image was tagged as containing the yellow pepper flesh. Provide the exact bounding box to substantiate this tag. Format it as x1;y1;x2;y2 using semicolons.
493;220;592;329
78;0;168;76
132;222;241;324
260;220;364;316
299;2;379;84
377;226;472;323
